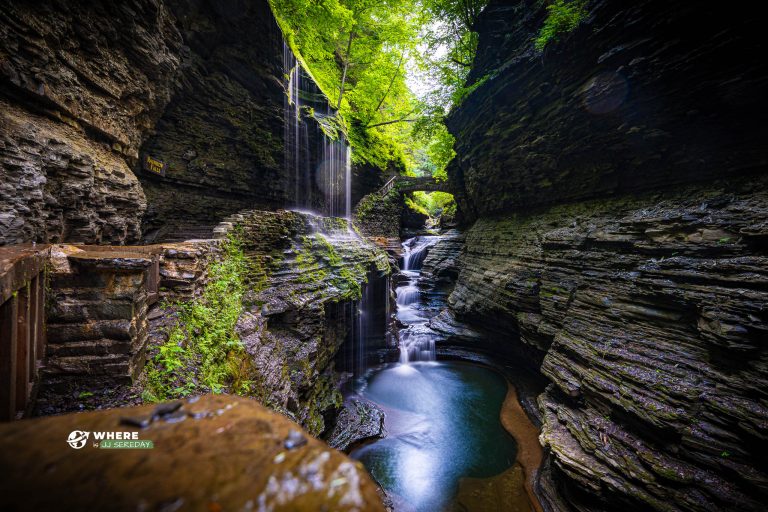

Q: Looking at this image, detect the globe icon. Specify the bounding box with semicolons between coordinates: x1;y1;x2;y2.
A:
67;430;89;449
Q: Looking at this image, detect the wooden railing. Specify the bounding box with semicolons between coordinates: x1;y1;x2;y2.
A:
147;254;161;305
378;176;398;196
0;245;48;421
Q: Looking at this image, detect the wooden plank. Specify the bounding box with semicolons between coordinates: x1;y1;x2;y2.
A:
0;248;46;304
36;271;46;364
15;283;30;415
0;295;19;421
28;276;38;380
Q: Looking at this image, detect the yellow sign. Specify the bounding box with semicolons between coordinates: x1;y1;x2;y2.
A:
143;155;166;176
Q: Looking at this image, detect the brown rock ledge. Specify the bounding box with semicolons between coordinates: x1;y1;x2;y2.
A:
0;394;385;512
456;380;545;512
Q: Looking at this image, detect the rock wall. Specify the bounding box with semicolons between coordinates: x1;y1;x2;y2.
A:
355;191;403;240
138;0;290;239
445;1;768;510
449;177;768;510
0;0;182;244
224;210;390;435
41;240;220;397
447;0;768;220
34;210;390;439
1;0;352;245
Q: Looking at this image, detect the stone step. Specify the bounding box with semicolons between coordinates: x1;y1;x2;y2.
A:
46;319;135;343
48;298;137;323
45;338;133;358
41;353;132;377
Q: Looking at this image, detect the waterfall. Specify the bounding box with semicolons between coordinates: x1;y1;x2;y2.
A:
283;42;351;218
402;236;439;271
339;268;386;380
396;236;441;363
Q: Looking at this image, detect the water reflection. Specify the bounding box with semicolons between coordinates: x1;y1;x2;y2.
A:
351;361;518;511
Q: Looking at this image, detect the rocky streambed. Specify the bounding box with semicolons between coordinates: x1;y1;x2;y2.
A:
335;233;546;512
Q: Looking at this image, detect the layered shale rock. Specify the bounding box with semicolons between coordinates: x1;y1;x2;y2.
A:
449;177;768;511
138;0;292;239
445;1;768;510
34;210;390;437
221;210;390;435
1;0;339;245
421;229;465;282
447;0;768;220
0;101;147;244
0;0;181;244
0;394;385;511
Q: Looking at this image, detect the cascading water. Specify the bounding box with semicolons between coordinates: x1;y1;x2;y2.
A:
283;43;352;218
396;236;441;363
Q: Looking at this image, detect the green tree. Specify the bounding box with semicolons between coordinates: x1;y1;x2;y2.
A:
271;0;421;170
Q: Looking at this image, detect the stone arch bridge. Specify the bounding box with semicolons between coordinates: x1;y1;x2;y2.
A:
378;176;451;196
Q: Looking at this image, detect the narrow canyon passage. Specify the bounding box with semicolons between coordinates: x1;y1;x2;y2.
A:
345;235;542;511
1;1;767;511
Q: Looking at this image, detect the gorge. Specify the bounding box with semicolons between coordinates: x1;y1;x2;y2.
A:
1;1;767;511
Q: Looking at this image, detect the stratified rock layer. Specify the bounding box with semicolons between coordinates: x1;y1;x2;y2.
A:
0;394;385;512
138;0;292;238
445;1;768;510
1;0;349;245
448;177;768;511
0;0;180;244
0;100;147;244
447;0;768;219
222;210;390;435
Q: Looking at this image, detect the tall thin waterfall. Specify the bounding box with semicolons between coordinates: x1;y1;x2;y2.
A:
396;236;440;363
283;42;352;218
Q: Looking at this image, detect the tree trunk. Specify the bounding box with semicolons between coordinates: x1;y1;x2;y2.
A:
337;31;355;110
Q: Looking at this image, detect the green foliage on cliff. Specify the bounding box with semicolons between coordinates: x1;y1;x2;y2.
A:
142;235;253;402
535;0;588;51
270;0;418;172
270;0;488;182
295;233;368;300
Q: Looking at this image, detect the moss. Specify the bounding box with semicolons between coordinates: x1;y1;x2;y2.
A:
355;192;382;221
304;372;343;435
143;234;254;402
293;233;375;301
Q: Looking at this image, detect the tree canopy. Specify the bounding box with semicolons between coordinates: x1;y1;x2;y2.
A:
270;0;489;212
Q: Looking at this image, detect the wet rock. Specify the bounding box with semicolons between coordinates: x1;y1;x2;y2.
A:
223;210;390;436
355;192;403;239
325;398;387;452
447;176;768;511
421;229;465;281
445;3;768;506
446;0;768;220
285;429;308;450
0;394;385;512
402;205;429;232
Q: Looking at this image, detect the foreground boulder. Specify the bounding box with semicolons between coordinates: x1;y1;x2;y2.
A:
0;394;384;512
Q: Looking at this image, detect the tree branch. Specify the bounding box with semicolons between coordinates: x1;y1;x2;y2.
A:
365;118;417;128
450;57;472;67
368;50;406;120
336;31;355;110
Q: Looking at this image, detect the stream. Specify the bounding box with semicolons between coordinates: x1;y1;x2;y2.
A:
349;235;538;512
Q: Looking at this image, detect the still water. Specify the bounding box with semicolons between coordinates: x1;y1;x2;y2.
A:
351;361;517;511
